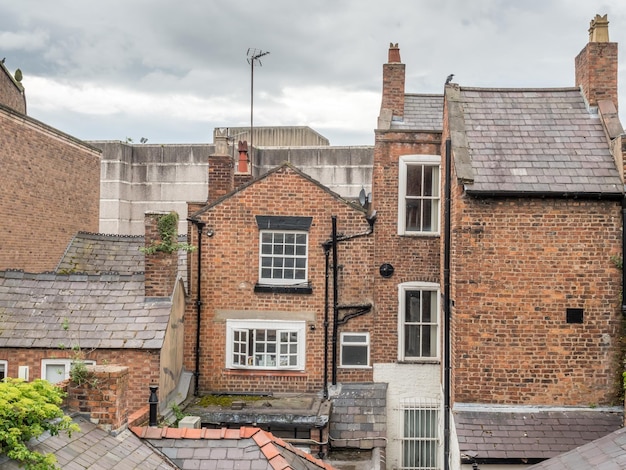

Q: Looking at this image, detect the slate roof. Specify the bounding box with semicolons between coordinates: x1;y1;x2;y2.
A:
449;87;623;196
0;271;171;350
56;232;145;274
526;426;626;470
454;404;623;462
132;425;338;470
391;93;443;131
0;415;176;469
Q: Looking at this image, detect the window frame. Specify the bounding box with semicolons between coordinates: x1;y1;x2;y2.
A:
339;332;371;368
226;320;306;371
398;154;441;236
0;360;7;380
398;282;440;362
399;400;442;470
41;359;96;384
258;229;309;286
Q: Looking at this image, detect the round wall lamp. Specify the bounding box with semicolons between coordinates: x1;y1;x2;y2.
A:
379;263;394;278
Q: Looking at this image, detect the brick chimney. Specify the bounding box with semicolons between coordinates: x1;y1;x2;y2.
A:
144;211;179;298
575;14;618;110
379;42;405;125
208;128;234;203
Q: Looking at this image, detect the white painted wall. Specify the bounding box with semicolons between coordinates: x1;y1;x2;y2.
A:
374;363;442;470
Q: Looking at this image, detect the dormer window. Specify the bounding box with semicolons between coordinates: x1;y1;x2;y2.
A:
398;155;440;235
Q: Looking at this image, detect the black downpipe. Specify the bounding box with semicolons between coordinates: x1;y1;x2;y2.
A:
331;216;339;385
622;198;626;315
444;138;452;470
188;218;205;396
323;244;331;399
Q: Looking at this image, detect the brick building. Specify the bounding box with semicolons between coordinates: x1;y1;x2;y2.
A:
446;14;626;469
0;60;101;272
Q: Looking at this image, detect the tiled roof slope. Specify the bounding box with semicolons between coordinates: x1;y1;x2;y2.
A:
133;425;338;470
453;87;623;195
0;271;171;349
0;415;175;469
454;406;623;461
56;232;145;274
392;94;443;131
526;426;626;470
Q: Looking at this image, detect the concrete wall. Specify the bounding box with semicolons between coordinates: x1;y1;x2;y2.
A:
254;146;373;199
226;126;330;147
94;141;212;235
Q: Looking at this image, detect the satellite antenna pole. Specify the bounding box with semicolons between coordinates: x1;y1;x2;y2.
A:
247;48;270;168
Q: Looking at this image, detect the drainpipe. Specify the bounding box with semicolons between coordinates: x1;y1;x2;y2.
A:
444;138;452;470
187;218;206;396
323;243;331;399
331;216;339;386
622;197;626;315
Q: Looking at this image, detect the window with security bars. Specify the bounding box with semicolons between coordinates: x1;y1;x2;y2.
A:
400;402;440;470
259;231;308;285
227;320;305;370
399;282;439;360
398;155;440;235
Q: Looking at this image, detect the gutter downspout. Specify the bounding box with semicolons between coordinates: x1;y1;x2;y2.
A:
323;243;331;400
444;138;452;470
331;216;339;386
187;218;206;396
622;197;626;315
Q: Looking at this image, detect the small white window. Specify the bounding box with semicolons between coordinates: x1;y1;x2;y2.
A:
398;155;440;235
398;282;440;361
0;360;7;380
226;320;305;371
340;332;370;368
41;359;95;384
259;230;309;285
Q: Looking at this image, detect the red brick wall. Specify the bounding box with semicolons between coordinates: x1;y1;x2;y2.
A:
450;195;622;405
381;51;405;119
0;112;100;272
208;155;234;203
144;212;178;297
0;67;26;114
371;130;442;364
0;348;160;413
575;41;618;109
185;166;375;394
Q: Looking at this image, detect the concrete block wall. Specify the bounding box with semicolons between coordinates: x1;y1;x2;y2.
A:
94;141;212;235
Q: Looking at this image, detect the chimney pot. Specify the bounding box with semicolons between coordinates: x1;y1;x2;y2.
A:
588;14;609;42
388;43;401;63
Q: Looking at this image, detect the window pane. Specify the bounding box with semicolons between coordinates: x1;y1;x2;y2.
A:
404;325;420;357
406;199;422;231
285;233;294;243
45;364;67;383
343;345;368;366
406;165;422;197
406;291;421;322
423;166;433;196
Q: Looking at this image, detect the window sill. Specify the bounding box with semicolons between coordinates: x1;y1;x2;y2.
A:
338;365;372;369
397;359;441;365
254;283;313;294
224;369;306;377
398;232;440;238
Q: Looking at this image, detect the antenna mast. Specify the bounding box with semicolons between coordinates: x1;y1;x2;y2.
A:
247;48;270;168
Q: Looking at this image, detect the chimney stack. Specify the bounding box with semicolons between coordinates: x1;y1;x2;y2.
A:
208;128;234;203
575;14;618;110
379;43;405;124
144;211;179;298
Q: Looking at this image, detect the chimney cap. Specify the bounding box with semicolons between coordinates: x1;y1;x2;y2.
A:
588;14;609;42
388;43;401;63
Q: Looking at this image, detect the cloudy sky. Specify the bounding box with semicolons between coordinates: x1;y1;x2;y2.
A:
2;1;625;146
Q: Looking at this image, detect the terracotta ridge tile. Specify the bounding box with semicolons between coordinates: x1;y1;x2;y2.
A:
268;454;291;470
253;429;272;447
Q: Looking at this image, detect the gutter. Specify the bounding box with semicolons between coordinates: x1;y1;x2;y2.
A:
187;218;206;396
444;138;452;470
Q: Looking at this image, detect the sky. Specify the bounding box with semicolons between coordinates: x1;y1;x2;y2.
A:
1;1;626;146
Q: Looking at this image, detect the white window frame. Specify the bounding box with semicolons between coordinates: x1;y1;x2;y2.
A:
41;359;96;384
398;282;440;361
340;332;370;368
258;230;309;285
398;155;441;235
399;399;442;470
0;360;7;380
226;320;306;371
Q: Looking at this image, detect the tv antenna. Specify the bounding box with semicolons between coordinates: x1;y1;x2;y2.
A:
247;48;270;167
